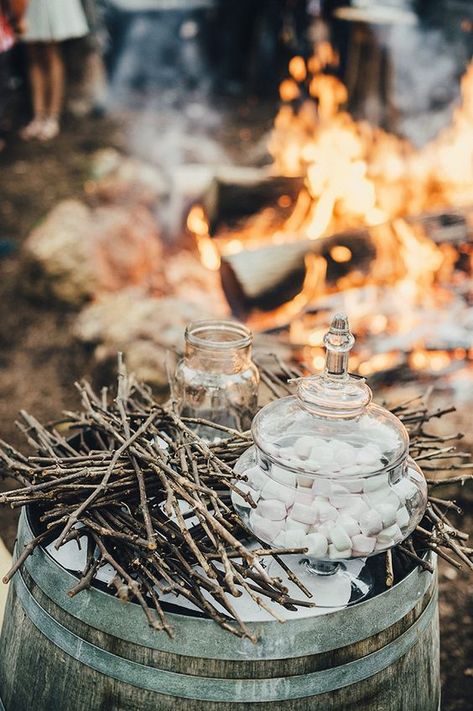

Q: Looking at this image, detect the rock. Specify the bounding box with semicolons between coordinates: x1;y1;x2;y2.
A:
74;290;219;386
23;199;164;305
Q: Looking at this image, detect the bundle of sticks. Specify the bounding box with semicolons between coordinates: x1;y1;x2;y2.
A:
0;355;472;640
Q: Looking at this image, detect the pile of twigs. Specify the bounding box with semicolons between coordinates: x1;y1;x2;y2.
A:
0;355;472;640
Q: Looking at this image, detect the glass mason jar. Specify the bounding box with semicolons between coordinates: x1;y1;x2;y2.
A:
231;313;428;605
174;320;259;440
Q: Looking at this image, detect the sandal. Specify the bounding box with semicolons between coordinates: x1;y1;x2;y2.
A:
38;117;60;141
20;117;45;140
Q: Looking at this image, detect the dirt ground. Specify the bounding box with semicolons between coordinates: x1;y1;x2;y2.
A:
0;112;472;709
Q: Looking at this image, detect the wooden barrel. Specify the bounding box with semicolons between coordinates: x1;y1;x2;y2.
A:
0;509;440;711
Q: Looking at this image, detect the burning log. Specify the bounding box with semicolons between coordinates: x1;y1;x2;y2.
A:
204;175;305;236
220;230;375;316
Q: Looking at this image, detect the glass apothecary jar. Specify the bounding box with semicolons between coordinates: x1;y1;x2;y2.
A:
231;314;428;604
174;320;259;439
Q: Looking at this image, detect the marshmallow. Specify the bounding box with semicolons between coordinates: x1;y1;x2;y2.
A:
297;474;315;488
262;478;296;507
377;524;402;545
286;518;310;533
305;533;328;557
284;530;308;549
329;543;352;559
334;442;355;466
342;496;370;519
294;436;314;460
363;472;389;493
316;501;338;522
359;510;383;536
316;521;335;542
272;531;287;547
294;489;314;505
364;489;400;510
330;524;352;551
356;444;382;466
329;493;354;509
270;465;296;488
396;506;410;529
249;512;284;542
312;478;332;498
393;478;418;503
257;499;287;521
246;465;267;490
309;444;333;465
278;446;294;460
337;514;360;537
232;483;260;509
291;502;318;525
351;533;376;555
374;502;398;527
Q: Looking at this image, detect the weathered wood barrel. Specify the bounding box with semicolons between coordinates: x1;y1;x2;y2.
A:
0;509;440;711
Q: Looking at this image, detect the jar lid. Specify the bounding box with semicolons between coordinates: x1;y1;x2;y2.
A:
251;314;409;478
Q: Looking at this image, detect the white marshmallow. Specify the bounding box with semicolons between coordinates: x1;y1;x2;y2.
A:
262;478;296;507
257;499;287;521
309;444;333;465
356;444;382;465
351;533;376;555
337;514;360;537
364;489;400;510
272;531;287;547
329;543;352;559
329;493;354;509
377;524;403;544
278;446;294;460
249;512;284;542
342;496;370;519
330;524;352;551
374;502;398;527
359;510;383;536
291;502;318;525
286;518;310;533
316;521;335;542
294;489;314;505
396;506;410;529
312;478;332;498
232;483;260;509
293;435;314;460
363;472;389;493
316;501;338;522
305;533;328;558
246;465;267;491
334;442;355;466
393;478;418;503
284;530;308;549
270;465;296;488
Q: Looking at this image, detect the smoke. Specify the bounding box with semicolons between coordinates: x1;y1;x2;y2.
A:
381;19;468;146
103;5;229;235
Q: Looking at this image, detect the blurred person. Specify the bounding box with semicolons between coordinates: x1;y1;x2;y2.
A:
21;0;89;141
0;0;27;150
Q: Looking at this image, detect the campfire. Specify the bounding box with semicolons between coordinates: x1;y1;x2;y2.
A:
187;42;473;392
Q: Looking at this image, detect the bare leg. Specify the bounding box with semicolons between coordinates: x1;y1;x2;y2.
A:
38;42;64;140
21;43;47;137
45;42;65;119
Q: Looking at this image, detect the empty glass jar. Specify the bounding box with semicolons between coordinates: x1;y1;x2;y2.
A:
231;313;428;603
174;320;259;440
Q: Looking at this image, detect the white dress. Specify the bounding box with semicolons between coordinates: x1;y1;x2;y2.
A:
24;0;89;42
